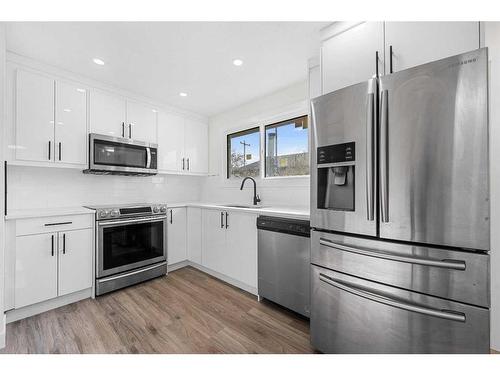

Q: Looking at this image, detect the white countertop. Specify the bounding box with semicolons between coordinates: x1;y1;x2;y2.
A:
167;202;310;220
4;203;309;221
5;206;95;220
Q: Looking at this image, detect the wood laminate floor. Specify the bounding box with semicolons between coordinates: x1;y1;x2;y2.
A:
0;266;314;354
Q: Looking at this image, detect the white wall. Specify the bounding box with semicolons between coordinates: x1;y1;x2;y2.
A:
485;21;500;352
201;80;310;208
6;166;203;210
0;23;6;349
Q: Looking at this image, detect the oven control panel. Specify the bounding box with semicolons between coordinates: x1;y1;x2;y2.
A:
95;204;167;220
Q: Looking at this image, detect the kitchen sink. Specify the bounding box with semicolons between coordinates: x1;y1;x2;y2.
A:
219;204;268;209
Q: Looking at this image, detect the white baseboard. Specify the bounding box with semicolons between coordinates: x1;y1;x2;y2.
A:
187;262;257;296
167;260;189;272
0;314;5;349
6;288;92;323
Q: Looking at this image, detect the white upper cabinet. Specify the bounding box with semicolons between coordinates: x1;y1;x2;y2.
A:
55;81;88;165
15;70;55;162
157;111;185;172
167;207;187;265
184;117;208;174
126;100;157;143
90;89;126;138
322;22;384;94
385;22;480;73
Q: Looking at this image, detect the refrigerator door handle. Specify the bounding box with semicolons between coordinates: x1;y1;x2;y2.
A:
380;89;389;222
366;91;375;221
319;238;466;271
318;273;466;323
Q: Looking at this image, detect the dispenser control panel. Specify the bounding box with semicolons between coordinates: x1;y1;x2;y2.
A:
317;142;355;164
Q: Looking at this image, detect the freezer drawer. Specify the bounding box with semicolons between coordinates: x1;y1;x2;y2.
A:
310;265;490;353
311;230;489;307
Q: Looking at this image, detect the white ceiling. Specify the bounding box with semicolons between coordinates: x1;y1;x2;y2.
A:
5;22;327;117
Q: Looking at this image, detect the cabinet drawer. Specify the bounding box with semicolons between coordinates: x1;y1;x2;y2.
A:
16;214;93;236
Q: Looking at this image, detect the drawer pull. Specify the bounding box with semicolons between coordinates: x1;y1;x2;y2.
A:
44;221;73;227
319;273;466;323
319;238;466;271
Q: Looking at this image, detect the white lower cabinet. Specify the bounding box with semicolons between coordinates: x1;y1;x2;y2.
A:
15;233;58;308
13;216;93;309
187;207;202;264
201;209;258;289
58;229;93;297
167;207;187;265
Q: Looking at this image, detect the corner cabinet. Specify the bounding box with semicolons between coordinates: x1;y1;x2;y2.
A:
201;209;258;289
321;21;481;94
157;111;209;175
15;70;88;165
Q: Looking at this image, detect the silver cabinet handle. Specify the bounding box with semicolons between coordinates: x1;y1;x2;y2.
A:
318;273;466;322
187;158;190;171
182;158;185;170
225;211;228;229
366;90;375;221
58;142;62;161
129;124;132;139
62;233;66;254
220;211;224;228
122;122;125;137
379;89;389;222
48;141;51;160
44;221;72;226
170;209;173;224
51;234;55;256
319;238;466;270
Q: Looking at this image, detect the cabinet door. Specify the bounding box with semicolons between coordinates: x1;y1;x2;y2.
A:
15;233;58;308
184;117;208;174
167;207;187;265
55;81;87;165
201;209;226;274
187;207;202;264
126;100;157;143
322;22;384;94
58;229;93;297
16;69;55;162
225;211;258;288
90;90;126;137
385;22;480;73
157;111;185;172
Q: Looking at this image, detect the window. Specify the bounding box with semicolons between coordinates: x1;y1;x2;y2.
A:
227;127;260;178
265;115;309;177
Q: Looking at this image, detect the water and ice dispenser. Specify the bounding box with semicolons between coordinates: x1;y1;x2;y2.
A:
317;142;355;211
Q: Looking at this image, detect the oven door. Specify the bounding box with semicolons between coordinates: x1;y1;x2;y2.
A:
90;134;157;174
97;215;167;278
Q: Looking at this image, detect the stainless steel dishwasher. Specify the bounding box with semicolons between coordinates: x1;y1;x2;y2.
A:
257;215;311;317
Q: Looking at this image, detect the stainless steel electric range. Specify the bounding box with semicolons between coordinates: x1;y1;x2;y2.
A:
85;203;168;296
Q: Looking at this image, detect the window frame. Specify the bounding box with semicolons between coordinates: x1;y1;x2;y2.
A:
263;115;309;179
226;126;261;179
224;109;310;181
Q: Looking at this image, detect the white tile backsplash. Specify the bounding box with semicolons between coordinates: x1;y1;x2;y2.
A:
6;165;203;210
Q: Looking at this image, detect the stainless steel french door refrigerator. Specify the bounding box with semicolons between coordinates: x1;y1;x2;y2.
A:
310;48;490;353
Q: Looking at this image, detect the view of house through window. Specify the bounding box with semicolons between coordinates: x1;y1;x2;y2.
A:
265;115;309;177
227;127;260;178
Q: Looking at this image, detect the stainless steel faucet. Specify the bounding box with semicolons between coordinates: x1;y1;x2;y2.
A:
240;177;261;206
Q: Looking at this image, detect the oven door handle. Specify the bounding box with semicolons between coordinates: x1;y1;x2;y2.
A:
98;215;168;226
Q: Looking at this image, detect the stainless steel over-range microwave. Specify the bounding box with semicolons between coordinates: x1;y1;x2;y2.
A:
84;133;158;176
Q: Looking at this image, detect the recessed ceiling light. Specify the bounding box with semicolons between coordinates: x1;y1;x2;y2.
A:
152;109;158;113
179;92;188;97
76;88;86;93
233;59;243;66
93;58;105;66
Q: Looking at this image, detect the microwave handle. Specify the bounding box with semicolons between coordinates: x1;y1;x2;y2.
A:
146;148;151;168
